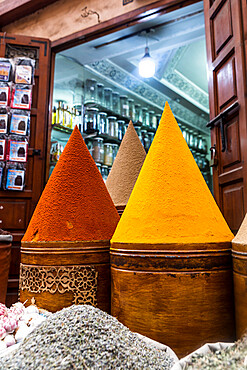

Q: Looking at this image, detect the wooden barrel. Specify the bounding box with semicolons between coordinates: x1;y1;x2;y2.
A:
111;242;235;358
232;242;247;338
20;240;111;313
0;239;12;304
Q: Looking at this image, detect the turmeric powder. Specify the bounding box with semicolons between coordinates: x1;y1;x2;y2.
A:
111;102;233;244
23;126;120;242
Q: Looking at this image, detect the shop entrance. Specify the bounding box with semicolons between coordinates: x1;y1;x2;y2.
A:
50;1;212;190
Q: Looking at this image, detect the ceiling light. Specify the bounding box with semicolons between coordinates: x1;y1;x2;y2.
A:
139;46;156;78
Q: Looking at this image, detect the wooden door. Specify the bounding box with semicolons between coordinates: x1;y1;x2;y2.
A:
204;0;247;233
0;33;51;305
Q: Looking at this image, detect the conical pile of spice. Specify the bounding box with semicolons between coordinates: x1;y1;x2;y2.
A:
20;126;119;313
23;125;119;242
232;213;247;338
110;102;234;358
106;120;146;213
112;103;232;244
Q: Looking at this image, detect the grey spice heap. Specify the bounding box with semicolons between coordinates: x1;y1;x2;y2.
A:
0;304;175;369
185;333;247;370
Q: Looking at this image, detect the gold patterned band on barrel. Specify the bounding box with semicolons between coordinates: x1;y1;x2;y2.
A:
19;263;98;306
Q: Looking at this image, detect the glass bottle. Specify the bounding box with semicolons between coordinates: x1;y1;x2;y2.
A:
96;83;104;105
120;95;129;117
112;92;120;114
104;88;113;110
134;104;142;124
85;79;97;104
92;137;104;163
98;112;108;135
84;107;99;133
104;143;113;166
117;120;125;141
128;98;135;120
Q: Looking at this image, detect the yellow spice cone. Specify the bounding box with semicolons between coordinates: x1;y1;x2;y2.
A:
112;102;233;244
106;121;146;207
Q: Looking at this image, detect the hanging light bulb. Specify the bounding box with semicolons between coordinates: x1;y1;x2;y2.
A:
139;46;156;78
139;30;155;78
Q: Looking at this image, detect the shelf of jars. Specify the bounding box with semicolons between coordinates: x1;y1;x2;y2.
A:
50;77;211;185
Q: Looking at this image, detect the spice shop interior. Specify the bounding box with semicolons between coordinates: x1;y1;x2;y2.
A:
50;1;211;189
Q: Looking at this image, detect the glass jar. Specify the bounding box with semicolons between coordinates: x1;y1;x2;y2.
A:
134;104;142;124
84;107;99;133
98;112;108;134
95;162;102;173
142;107;149;127
86;139;93;157
112;92;120;114
193;133;199;150
155;114;161;129
117;120;125;141
202;137;208;153
128;99;135;120
108;116;118;138
141;129;150;152
96;83;104;105
104;88;112;110
120;95;129;117
188;130;194;148
198;135;203;152
101;165;109;182
85;79;97;104
149;110;156;129
112;144;119;162
134;125;142;142
181;125;189;144
92;137;104;163
104;143;113;166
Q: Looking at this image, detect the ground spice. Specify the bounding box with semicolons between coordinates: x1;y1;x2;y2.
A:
22;126;119;242
111;102;233;244
232;213;247;245
106;121;146;207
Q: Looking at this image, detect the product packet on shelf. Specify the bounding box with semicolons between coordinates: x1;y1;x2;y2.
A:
3;162;26;191
0;108;9;134
0;59;13;82
6;135;28;162
0;135;7;161
9;110;30;137
10;85;32;110
0;162;5;189
14;57;35;85
0;83;10;107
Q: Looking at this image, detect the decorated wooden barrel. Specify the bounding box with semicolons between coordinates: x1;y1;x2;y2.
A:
232;214;247;338
111;102;235;358
106;121;146;217
20;126;119;313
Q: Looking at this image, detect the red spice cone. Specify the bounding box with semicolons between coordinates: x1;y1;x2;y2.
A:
23;126;120;242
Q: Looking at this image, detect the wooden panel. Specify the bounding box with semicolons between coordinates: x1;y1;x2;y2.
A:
212;0;233;56
0;199;29;229
216;55;237;109
222;182;244;233
221;117;241;168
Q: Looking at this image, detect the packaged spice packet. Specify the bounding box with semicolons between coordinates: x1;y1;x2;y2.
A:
14;57;35;85
3;162;26;191
9;110;30;136
0;59;13;82
10;84;32;110
0;108;9;134
0;82;10;107
0;161;5;188
6;135;28;162
0;134;7;160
